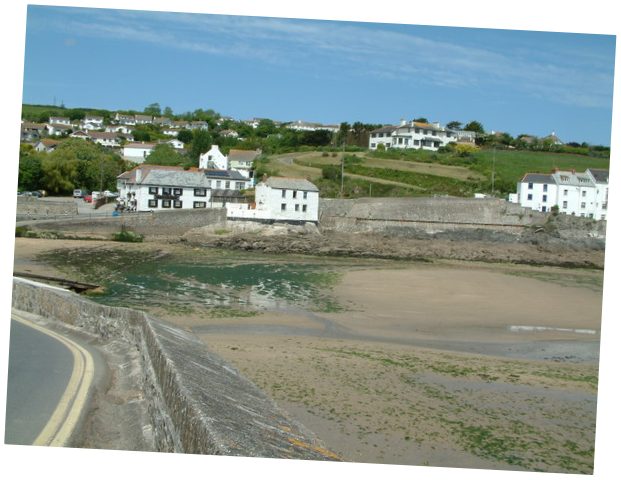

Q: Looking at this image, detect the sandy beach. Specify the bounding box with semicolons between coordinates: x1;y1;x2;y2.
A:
12;237;602;473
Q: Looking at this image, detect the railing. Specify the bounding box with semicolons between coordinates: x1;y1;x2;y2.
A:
16;211;154;222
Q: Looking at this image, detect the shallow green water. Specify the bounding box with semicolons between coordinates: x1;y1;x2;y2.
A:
102;259;345;314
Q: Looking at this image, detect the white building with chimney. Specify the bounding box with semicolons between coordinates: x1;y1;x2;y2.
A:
227;176;319;224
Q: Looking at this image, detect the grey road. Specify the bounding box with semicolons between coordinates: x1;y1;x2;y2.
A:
4;314;96;446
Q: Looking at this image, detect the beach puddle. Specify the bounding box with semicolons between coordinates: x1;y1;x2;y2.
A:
45;247;350;317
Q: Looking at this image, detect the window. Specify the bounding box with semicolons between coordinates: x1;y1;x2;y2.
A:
542;195;547;203
225;181;230;189
303;191;308;199
173;188;182;196
527;194;533;201
563;201;568;208
162;187;172;195
543;184;548;192
282;190;287;198
582;191;586;197
281;203;287;211
149;187;158;195
148;199;158;208
581;202;586;209
528;183;533;190
193;202;207;209
162;199;171;208
302;205;308;213
194;188;207;197
293;191;297;199
216;181;221;188
173;200;183;209
295;204;300;212
564;189;568;196
236;182;244;190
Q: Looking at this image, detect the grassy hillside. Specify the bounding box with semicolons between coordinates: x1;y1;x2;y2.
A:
258;148;611;199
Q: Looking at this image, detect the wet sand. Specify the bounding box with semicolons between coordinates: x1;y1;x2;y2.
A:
12;238;602;473
194;261;601;472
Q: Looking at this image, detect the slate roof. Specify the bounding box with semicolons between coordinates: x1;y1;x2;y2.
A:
520;173;554;184
587;169;610;183
263;176;319;192
119;165;210;188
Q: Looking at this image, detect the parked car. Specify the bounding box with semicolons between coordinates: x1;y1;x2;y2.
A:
73;189;88;198
83;194;93;203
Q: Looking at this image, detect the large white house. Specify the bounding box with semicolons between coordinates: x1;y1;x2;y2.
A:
117;165;252;211
369;119;459;151
228;176;319;224
510;168;609;220
117;165;213;211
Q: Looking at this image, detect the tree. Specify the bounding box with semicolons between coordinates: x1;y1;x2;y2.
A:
146;143;187;166
446;121;462;131
412;117;429;124
18;150;44;191
255;119;277;138
144;103;162;116
464;121;485;134
177;129;193;145
189;129;213;161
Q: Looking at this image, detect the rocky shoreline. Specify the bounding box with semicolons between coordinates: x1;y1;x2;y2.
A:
181;226;605;270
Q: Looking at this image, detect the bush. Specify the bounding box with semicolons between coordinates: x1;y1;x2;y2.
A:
112;226;143;243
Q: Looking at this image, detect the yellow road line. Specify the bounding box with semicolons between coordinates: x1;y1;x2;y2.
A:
11;314;95;447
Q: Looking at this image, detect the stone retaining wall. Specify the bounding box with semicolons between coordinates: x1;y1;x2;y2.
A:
18;208;228;238
11;277;341;460
320;197;548;233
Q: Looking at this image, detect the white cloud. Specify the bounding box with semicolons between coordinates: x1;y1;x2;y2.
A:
32;6;615;109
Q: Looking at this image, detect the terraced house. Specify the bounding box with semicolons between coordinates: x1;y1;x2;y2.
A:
510;168;610;220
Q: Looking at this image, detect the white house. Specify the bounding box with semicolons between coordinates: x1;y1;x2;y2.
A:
49;116;71;125
199;145;259;179
46;123;73;136
122;142;157;162
84;115;104;127
117;165;214;211
286;120;323;132
162;127;181;137
228;149;260;178
369;119;459;151
228;176;319;224
33;139;59;152
135;115;153;125
511;168;609;220
200;145;228;170
512;173;558;213
114;113;135;125
203;169;253;192
88;131;123;148
105;124;133;135
158;138;186;150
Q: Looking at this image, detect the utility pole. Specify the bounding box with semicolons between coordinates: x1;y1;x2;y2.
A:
340;141;345;198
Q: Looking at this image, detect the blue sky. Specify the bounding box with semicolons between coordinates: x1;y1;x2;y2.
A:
19;3;616;146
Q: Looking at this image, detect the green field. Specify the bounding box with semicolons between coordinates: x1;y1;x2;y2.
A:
263;148;610;199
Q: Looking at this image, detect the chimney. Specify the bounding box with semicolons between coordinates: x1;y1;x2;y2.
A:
135;168;142;183
400;119;407;126
551;166;559;173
